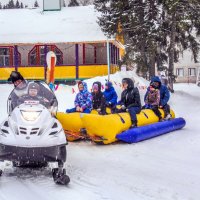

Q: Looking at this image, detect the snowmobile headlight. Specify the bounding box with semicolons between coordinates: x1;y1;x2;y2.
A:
21;110;41;121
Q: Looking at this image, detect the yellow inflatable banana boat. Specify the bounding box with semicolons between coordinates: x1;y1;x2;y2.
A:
57;109;175;144
56;112;85;141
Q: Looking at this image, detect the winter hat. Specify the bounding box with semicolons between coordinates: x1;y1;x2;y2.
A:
28;82;40;91
78;81;83;87
92;83;98;90
8;71;24;83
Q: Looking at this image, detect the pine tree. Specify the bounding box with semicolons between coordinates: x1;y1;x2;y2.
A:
34;0;39;8
15;0;20;8
20;2;24;8
68;0;79;7
63;0;66;7
79;0;91;5
94;0;200;87
7;0;15;8
0;3;2;9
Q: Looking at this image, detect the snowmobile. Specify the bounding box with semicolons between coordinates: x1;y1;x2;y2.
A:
0;81;70;185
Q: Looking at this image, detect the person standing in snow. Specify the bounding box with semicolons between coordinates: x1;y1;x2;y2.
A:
66;81;92;114
144;76;171;120
91;81;107;115
144;83;162;121
115;78;141;128
103;81;118;111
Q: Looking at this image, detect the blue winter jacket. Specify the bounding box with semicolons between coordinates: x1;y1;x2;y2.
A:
74;82;93;111
103;81;118;106
144;76;170;106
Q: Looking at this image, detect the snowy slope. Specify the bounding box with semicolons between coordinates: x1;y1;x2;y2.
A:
0;71;200;200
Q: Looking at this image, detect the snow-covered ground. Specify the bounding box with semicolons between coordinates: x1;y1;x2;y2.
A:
0;71;200;200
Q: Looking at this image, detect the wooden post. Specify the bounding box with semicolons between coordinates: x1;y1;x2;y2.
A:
107;40;110;80
94;45;97;64
14;45;18;71
83;43;85;65
49;56;55;83
75;44;79;79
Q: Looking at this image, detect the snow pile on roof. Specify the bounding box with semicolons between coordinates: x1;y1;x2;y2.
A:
0;5;109;44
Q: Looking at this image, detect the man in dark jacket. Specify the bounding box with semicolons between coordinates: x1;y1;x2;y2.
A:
92;81;106;115
103;81;118;109
117;78;141;127
144;76;171;119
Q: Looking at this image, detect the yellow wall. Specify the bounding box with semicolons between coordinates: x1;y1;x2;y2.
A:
54;66;76;79
79;65;108;78
0;67;15;80
18;67;45;79
0;65;119;81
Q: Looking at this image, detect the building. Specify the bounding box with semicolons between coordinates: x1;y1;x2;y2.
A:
174;47;200;84
0;5;124;82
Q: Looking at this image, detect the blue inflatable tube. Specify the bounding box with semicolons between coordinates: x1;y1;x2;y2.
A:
116;118;186;143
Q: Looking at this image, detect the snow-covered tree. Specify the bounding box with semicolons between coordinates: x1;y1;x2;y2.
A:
94;0;200;88
34;0;39;8
63;0;66;7
68;0;79;7
79;0;92;6
7;0;15;8
20;2;24;8
0;3;2;9
15;0;20;8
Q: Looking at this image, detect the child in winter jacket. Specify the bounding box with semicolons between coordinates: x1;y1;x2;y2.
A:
144;83;162;121
66;81;92;114
92;81;107;115
116;78;141;128
103;81;118;109
144;76;171;120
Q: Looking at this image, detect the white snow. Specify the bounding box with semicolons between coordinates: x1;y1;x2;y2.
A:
0;71;200;200
0;5;109;44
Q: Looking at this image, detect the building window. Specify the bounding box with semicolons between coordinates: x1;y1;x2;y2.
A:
176;68;184;77
0;47;21;67
29;45;63;66
188;68;196;76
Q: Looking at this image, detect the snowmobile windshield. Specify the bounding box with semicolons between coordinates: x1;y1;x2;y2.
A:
7;81;58;115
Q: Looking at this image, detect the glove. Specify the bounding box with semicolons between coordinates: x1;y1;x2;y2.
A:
97;108;101;112
121;105;126;110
